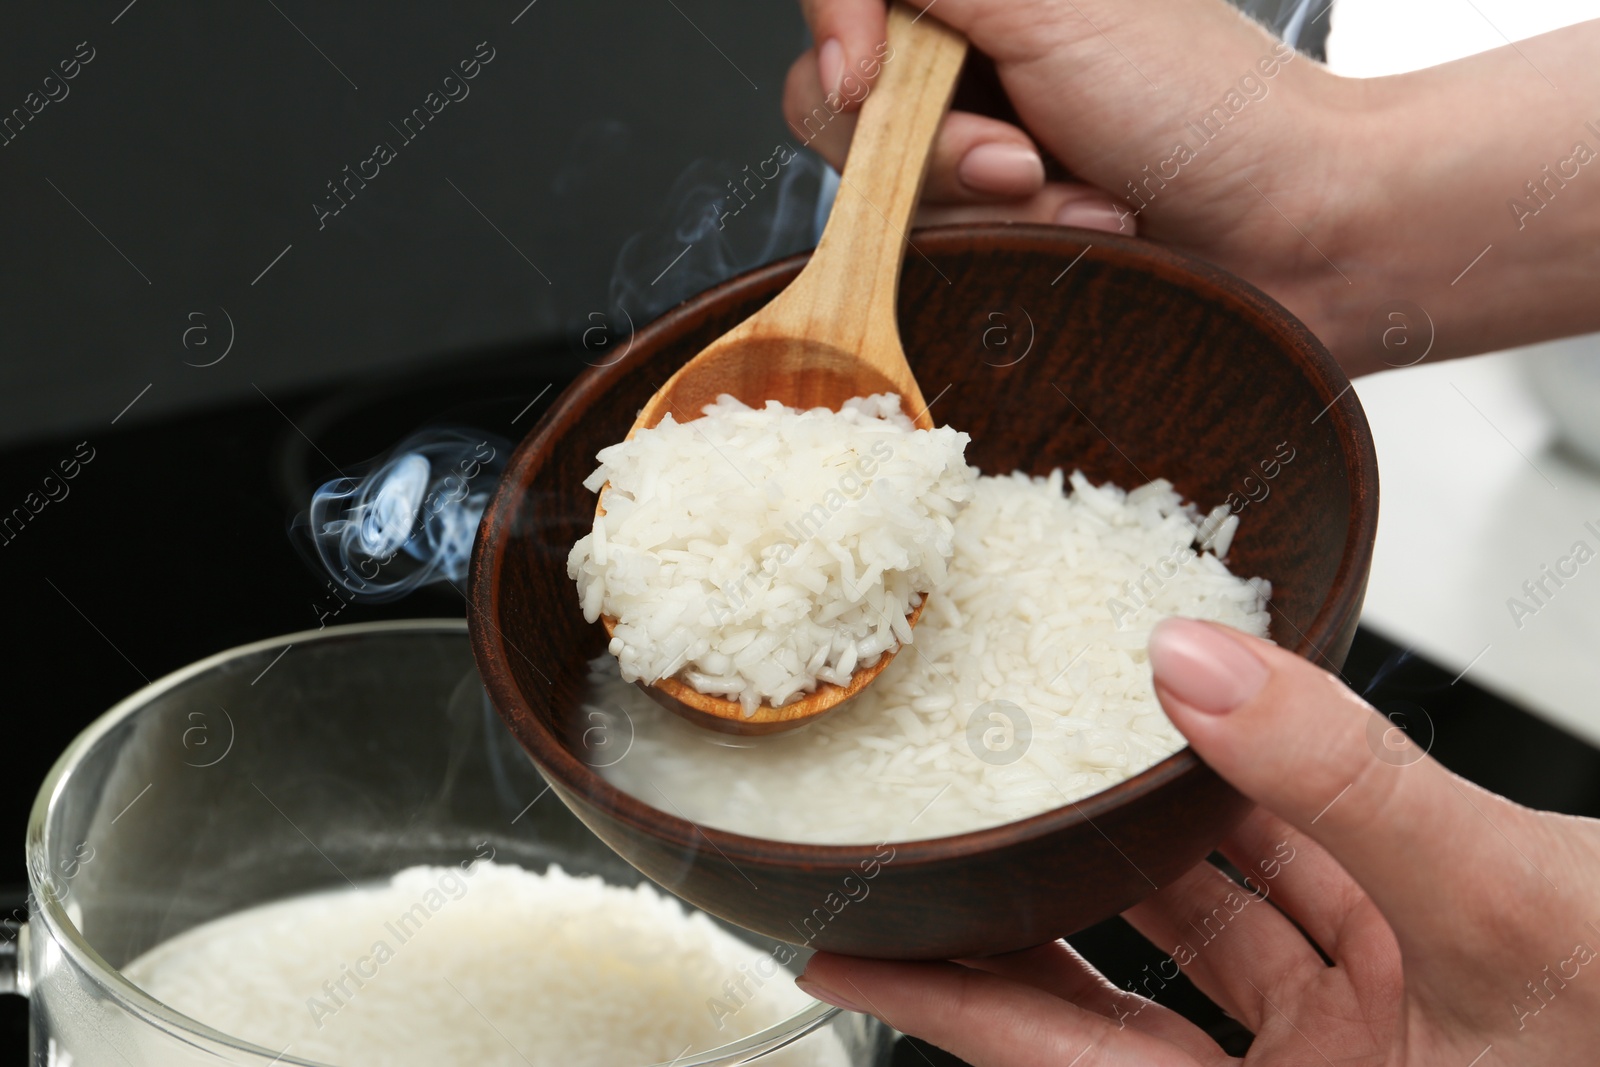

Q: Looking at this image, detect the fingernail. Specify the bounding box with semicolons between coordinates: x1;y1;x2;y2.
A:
1148;618;1269;715
1054;199;1132;234
957;142;1045;197
795;975;868;1014
818;38;844;96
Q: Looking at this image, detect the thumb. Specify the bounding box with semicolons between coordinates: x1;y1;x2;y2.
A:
1146;617;1543;948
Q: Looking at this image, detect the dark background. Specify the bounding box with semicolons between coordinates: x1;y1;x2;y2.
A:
7;1;1593;1064
0;0;814;446
0;0;1327;450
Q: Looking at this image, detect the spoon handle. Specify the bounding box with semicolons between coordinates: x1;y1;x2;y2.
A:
764;4;967;390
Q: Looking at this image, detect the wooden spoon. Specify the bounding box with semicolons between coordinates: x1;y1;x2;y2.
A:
602;2;967;734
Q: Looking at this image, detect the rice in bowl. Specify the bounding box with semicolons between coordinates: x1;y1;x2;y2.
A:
587;465;1270;844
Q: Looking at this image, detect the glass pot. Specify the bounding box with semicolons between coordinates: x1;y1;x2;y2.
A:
10;620;888;1066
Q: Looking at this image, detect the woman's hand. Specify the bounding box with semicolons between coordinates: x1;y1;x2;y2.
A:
785;0;1600;373
797;617;1600;1066
787;0;1357;349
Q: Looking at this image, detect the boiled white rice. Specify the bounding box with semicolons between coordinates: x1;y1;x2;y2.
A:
569;394;974;716
124;861;847;1067
594;469;1271;844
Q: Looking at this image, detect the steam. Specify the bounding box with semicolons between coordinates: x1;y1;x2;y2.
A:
304;429;509;602
1359;645;1418;698
607;149;829;325
296;143;833;603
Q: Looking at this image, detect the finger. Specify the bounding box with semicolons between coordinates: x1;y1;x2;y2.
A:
1122;860;1325;1030
924;111;1045;202
782;49;859;169
960;942;1227;1064
892;0;1113;68
916;181;1137;235
784;51;1047;204
1219;807;1395;967
1147;617;1557;957
798;0;890;109
798;954;1203;1067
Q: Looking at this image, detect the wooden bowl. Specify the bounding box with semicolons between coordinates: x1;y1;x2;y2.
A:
469;225;1378;960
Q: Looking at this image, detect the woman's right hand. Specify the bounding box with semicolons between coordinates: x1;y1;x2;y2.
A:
786;0;1357;339
784;0;1600;373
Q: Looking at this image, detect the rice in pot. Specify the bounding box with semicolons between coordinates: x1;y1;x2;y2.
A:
125;861;848;1066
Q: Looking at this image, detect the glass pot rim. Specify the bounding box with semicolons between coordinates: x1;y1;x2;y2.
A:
25;618;840;1067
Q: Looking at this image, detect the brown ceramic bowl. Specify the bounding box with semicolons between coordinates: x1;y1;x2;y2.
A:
469;225;1378;960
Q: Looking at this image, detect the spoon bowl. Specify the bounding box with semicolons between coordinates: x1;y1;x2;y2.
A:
633;337;932;434
601;600;927;735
